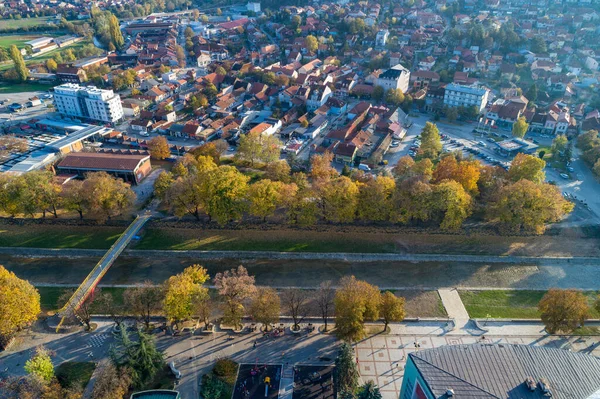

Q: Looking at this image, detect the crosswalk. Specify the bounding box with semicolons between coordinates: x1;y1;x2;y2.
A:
87;333;109;348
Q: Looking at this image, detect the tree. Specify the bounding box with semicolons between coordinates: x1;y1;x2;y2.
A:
356;176;395;221
539;289;589;333
433;155;481;194
189;141;224;165
265;160;291;182
25;346;54;383
335;342;360;395
370;85;384;102
9;44;28;82
379;292;405;330
108;14;124;49
247;179;283;221
305;35;318;54
530;36;546;54
512;116;529;138
385;88;404;106
203;166;250;224
445;106;458;122
419;122;442;159
291;15;301;29
508;153;546;184
148;136;171;160
214;266;257;329
491;180;573;234
91;363;132;399
184;26;194;38
431;180;472;230
214;66;226;76
358;381;382;399
123;282;164;331
100;292;126;328
236;131;281;166
175;45;186;67
320;176;359;223
0;265;40;348
83;172;136;220
163;265;209;328
551;135;568;160
282;289;308;331
526;83;538;102
58;288;98;330
45;59;57;72
335;276;381;341
310;152;338;183
192;9;200;21
111;328;164;388
317;281;335;332
249;287;280;331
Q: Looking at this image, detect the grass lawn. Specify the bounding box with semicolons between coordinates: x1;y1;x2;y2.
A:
0;38;98;71
55;361;96;390
0;82;53;94
460;290;600;319
0;34;46;48
37;286;126;312
0;225;124;249
0;16;57;31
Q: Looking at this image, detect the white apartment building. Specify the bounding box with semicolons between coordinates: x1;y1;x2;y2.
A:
247;2;261;12
443;83;490;113
53;84;124;124
376;64;410;93
375;29;389;47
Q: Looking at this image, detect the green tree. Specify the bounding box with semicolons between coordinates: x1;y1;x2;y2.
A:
445;106;458;122
385;88;404;106
108;14;124;49
512;116;529;138
372;85;384;102
236;131;281;166
335;342;360;395
25;346;54;383
539;289;589;334
0;265;40;348
530;36;547;54
358;381;382;399
111;328;164;388
551;135;568;160
526;83;538;102
9;44;28;82
420;122;442;159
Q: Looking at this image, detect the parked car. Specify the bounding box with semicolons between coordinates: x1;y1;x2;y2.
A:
477;141;487;147
560;173;569;179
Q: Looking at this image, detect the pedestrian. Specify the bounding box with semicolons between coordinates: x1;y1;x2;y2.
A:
253;341;257;349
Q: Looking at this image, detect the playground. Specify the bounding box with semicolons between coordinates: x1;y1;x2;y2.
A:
292;365;336;399
233;364;282;399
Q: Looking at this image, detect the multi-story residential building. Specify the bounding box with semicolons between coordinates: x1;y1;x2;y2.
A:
246;2;261;12
53;84;124;124
376;64;410;93
443;83;489;112
375;29;389;47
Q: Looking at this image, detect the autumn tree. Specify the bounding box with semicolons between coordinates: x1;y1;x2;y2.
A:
433;155;481;194
539;289;589;333
83;172;136;220
214;266;257;329
247;179;284;221
0;265;40;348
356;175;395;221
249;287;280;331
319;176;359;223
60;180;89;220
431;180;472;230
108;14;124;49
282;289;309;331
310;152;338;183
123;282;164;331
163;174;205;220
315;280;335;332
265;160;291;182
335;276;381;341
508;153;546;184
9;44;28;82
305;35;318;53
287;186;320;226
379;291;405;330
236;131;281;166
25;346;54;383
419;122;442;159
91;363;132;399
512;116;529;138
203;166;250;224
189;141;226;164
335;342;360;395
175;45;186;67
491;179;573;234
163;265;209;329
390;180;434;224
148;136;171;160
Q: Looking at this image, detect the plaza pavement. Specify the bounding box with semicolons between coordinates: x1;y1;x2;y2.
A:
2;318;600;399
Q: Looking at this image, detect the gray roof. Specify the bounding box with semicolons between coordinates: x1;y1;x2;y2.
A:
410;344;600;399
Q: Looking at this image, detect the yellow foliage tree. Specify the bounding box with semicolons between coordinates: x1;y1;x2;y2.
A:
163;265;209;328
0;265;40;347
334;276;381;341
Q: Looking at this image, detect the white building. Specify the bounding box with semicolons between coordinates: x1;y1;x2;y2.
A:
375;29;389;47
247;2;261;12
376;64;410;93
443;83;490;113
53;83;124;124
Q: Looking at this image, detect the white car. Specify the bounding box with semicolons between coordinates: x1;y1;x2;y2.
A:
560;173;569;179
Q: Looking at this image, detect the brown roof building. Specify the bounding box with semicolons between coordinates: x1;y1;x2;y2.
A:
57;152;152;184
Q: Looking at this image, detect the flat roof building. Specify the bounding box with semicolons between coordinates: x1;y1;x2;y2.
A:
443;83;490;113
53;83;124;124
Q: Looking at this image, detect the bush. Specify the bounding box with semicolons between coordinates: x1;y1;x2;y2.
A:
201;373;233;399
213;358;238;377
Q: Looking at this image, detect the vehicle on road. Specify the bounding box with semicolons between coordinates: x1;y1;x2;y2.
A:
390;142;400;148
478;141;487;147
358;163;371;171
560;173;569;179
567;167;575;172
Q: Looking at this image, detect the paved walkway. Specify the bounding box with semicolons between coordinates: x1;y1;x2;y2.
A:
438;288;469;327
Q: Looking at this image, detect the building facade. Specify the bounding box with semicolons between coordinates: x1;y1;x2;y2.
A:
443;83;489;112
376;64;410;93
53;84;124;124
